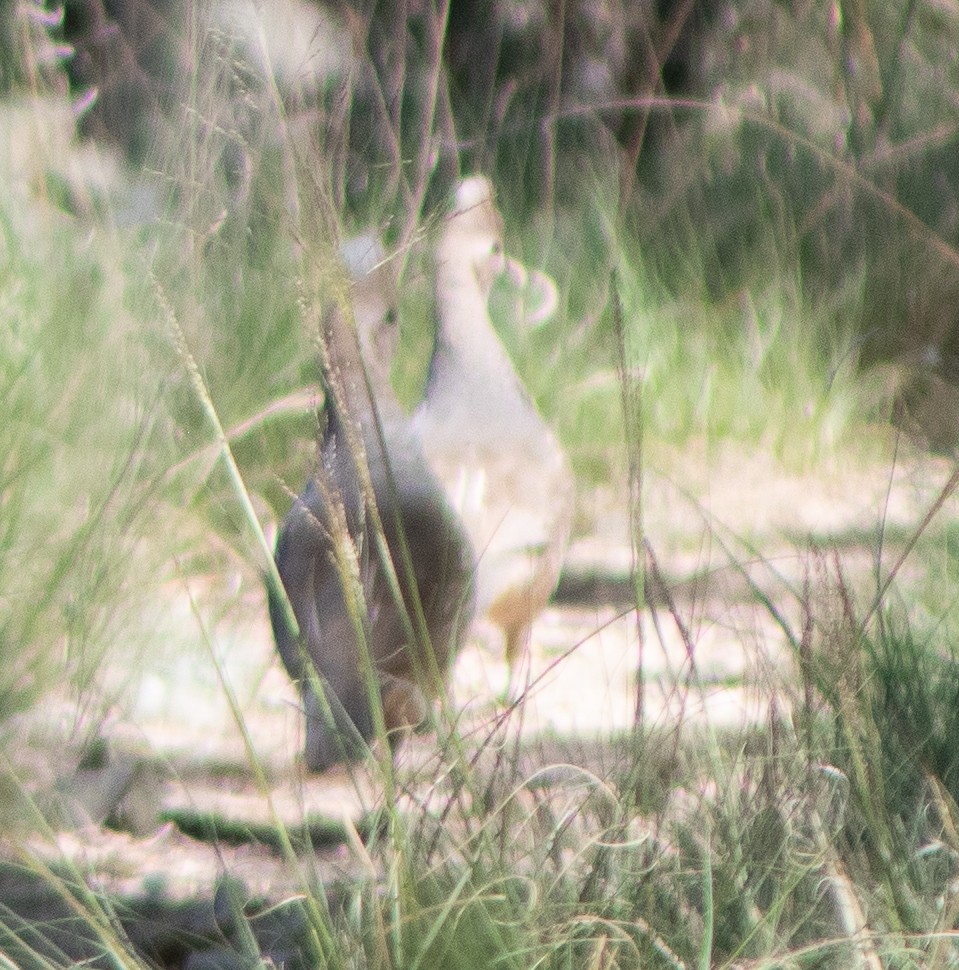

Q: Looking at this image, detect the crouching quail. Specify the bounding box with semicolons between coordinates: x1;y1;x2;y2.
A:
269;238;476;771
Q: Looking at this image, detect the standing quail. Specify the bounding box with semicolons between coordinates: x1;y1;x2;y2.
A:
269;238;476;771
412;177;575;678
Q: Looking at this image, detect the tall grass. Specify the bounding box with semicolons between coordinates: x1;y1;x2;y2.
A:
7;1;959;968
0;97;163;733
526;199;870;474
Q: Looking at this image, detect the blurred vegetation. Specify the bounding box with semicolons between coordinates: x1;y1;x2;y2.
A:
0;0;956;755
0;0;955;724
49;0;959;443
7;3;959;967
0;98;162;734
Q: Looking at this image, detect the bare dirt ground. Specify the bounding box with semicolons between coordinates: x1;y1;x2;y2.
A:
8;436;959;911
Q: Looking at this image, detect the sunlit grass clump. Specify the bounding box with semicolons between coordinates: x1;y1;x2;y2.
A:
478;193;874;483
0;98;161;732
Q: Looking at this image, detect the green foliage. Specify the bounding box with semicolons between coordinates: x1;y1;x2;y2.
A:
481;186;871;479
0;101;161;728
10;3;959;969
633;0;959;372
